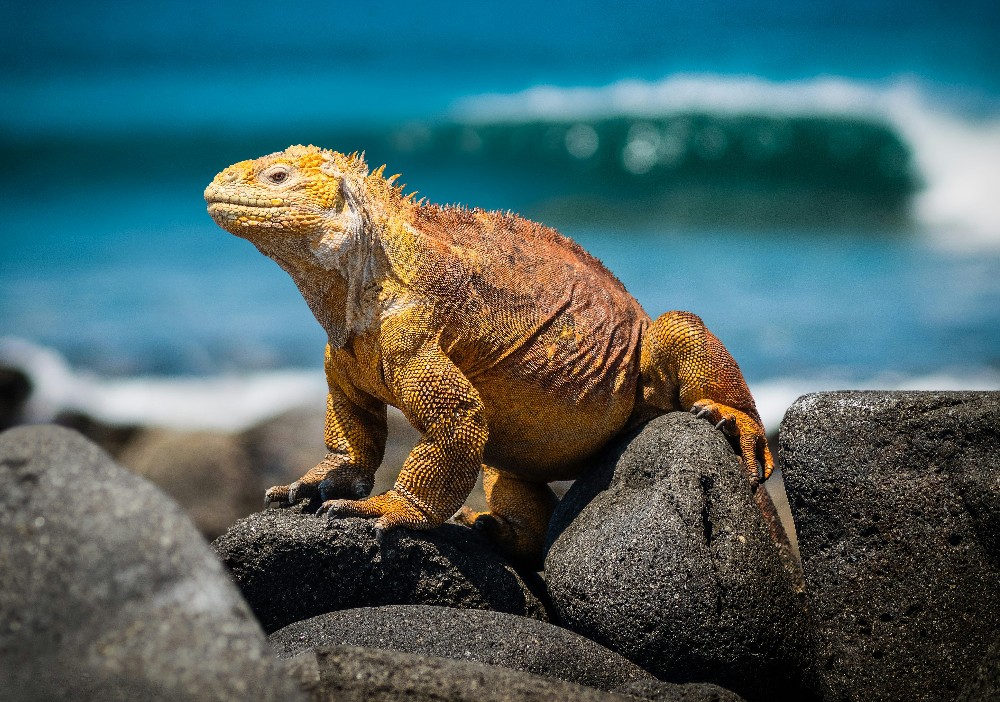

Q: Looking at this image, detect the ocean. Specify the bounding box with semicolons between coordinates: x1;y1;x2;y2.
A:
1;0;999;432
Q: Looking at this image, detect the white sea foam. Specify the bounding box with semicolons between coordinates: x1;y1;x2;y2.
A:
453;74;1000;249
0;337;325;432
751;370;1000;432
4;337;997;436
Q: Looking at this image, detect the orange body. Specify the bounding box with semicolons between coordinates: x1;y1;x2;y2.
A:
205;145;771;566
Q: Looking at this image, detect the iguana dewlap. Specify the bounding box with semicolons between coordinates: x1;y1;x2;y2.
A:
205;144;772;567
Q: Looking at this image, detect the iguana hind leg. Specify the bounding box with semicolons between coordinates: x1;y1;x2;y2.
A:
453;466;557;570
639;310;773;484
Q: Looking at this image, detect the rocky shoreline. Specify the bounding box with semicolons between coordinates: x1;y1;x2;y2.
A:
1;390;997;700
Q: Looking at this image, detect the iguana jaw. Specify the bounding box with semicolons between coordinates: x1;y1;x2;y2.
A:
204;188;293;230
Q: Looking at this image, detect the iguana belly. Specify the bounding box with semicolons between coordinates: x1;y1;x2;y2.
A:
475;368;639;480
466;310;644;479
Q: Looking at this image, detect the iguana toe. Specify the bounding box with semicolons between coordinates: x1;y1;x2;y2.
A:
689;400;773;485
318;490;436;530
264;480;323;508
316;498;348;516
264;484;291;508
288;480;320;504
318;476;374;502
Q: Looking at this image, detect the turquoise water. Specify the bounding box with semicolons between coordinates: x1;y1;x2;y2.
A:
1;0;998;417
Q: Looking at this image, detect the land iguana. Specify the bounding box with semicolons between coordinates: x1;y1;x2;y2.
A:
205;144;773;567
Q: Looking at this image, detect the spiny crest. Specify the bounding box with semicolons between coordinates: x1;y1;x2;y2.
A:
309;147;369;179
361;162;417;204
279;144;421;206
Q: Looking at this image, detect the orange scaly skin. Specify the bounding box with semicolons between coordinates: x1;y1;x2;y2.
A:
205;144;773;568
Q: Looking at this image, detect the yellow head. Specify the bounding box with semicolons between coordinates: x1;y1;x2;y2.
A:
204;144;372;267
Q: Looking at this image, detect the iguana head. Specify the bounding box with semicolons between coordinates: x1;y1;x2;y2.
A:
204;144;374;268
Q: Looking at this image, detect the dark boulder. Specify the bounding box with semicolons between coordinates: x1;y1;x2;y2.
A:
283;645;638;702
958;635;1000;702
781;391;1000;702
0;424;302;702
212;507;549;633
545;412;817;702
615;678;747;701
0;365;32;430
270;604;652;691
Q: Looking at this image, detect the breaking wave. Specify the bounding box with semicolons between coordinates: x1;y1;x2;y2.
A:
443;75;1000;244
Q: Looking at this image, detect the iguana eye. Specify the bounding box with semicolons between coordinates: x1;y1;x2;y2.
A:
261;165;293;186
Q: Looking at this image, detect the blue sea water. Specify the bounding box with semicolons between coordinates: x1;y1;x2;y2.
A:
1;0;999;428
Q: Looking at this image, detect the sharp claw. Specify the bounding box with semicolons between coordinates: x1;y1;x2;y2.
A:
715;418;730;430
318;499;348;517
695;408;711;419
263;487;288;509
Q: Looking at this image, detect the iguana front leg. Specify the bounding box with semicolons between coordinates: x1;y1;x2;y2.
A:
319;340;487;531
264;349;387;507
639;310;773;484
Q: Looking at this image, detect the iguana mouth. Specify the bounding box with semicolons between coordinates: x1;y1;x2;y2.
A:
206;195;286;208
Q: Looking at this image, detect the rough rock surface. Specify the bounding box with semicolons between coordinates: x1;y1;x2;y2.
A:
283;645;637;702
781;391;1000;702
958;636;1000;702
545;412;817;702
270;604;652;691
615;678;747;701
0;425;302;702
213;507;549;633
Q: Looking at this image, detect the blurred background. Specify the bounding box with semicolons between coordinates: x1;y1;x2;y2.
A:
2;0;999;437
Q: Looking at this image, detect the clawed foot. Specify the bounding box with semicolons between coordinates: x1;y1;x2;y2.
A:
316;488;438;531
451;506;505;539
263;480;318;508
689;400;774;485
450;506;545;571
264;473;374;509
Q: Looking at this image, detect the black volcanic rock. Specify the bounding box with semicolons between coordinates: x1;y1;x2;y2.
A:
615;678;748;701
283;645;639;702
781;391;1000;702
544;412;817;702
0;365;31;430
0;425;302;702
212;506;549;633
270;604;652;691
